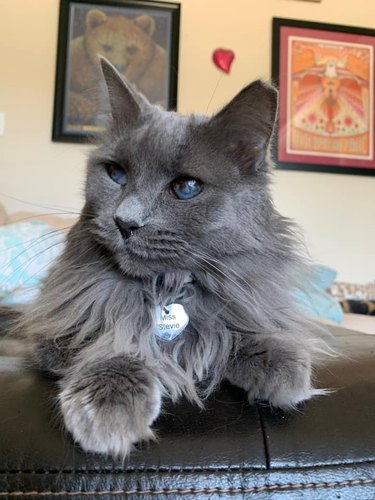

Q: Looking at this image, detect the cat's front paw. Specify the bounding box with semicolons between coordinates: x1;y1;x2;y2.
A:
226;336;323;409
59;357;162;457
245;352;316;408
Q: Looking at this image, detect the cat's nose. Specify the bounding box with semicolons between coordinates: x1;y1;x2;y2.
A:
114;216;141;240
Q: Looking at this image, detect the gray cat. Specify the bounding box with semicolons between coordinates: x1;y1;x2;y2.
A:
3;58;326;457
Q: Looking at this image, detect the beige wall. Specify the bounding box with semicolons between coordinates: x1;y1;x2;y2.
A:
0;0;374;282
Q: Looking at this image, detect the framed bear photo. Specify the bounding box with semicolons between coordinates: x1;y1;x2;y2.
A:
52;0;180;142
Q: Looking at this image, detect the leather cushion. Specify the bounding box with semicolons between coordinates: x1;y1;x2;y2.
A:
0;326;374;498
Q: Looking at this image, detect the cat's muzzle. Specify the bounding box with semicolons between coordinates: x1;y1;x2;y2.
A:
114;216;142;240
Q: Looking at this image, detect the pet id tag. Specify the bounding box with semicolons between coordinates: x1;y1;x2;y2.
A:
155;303;189;341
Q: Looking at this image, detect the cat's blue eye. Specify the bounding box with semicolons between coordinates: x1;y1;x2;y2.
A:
106;164;127;186
171;177;203;200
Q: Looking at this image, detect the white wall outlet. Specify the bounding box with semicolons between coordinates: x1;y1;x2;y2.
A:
0;112;5;136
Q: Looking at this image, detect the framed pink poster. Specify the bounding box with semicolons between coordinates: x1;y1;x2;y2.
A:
272;18;375;175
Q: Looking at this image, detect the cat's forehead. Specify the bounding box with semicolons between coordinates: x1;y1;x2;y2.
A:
149;107;196;135
139;108;204;152
113;108;206;165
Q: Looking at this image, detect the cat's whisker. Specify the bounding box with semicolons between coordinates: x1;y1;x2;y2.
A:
0;231;108;296
181;249;277;333
0;226;112;299
191;247;254;287
2;213;77;226
182;246;256;303
0;194;99;221
0;230;67;290
184;257;229;303
0;192;83;216
0;226;71;256
191;246;267;302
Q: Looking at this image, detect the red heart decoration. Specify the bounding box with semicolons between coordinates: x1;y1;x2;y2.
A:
212;48;235;74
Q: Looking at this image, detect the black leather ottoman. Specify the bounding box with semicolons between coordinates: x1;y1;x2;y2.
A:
0;326;374;499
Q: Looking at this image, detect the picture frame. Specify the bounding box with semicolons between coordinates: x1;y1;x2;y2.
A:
52;0;180;143
272;18;375;175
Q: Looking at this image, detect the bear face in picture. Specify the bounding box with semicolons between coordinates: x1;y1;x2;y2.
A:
83;10;163;86
67;9;167;126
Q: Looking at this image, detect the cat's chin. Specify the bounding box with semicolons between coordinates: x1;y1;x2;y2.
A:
108;237;189;278
114;253;181;279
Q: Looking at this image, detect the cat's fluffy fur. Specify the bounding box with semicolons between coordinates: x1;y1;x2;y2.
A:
4;59;325;457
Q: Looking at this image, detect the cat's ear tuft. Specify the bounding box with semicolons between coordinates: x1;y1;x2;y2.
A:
209;80;278;170
99;57;149;127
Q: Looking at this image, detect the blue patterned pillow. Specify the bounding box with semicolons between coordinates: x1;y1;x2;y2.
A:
295;265;344;324
0;221;65;305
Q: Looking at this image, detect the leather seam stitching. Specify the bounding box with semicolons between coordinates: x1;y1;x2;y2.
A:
0;478;374;496
1;460;375;474
1;467;266;474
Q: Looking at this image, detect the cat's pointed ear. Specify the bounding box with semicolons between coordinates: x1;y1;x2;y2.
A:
99;57;149;126
209;80;278;169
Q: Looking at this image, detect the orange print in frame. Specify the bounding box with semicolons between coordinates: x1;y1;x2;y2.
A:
272;18;375;175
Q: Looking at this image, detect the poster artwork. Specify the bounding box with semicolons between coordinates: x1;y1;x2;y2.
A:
287;37;373;161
